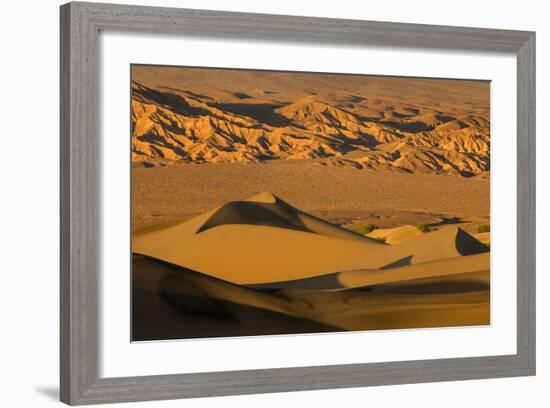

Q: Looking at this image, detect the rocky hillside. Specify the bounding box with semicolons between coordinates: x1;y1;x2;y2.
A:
131;76;490;177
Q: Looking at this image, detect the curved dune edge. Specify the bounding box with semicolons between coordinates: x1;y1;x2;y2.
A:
247;252;489;290
132;253;489;339
338;252;489;289
133;192;488;284
135;224;381;284
366;225;422;244
245;191;278;203
132;254;340;340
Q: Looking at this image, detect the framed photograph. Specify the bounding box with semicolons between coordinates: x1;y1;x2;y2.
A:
60;2;536;405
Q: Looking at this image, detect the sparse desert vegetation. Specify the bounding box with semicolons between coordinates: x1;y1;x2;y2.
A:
476;223;491;233
416;223;433;233
356;223;378;235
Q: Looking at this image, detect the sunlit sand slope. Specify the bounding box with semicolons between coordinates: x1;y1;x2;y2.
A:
132;192;489;340
249;252;489;291
132;254;339;341
133;192;385;284
366;225;422;244
133;253;489;341
133;192;488;285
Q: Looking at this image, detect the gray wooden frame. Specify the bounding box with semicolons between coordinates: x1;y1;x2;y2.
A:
60;1;536;405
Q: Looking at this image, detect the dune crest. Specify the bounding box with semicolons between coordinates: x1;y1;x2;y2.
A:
133;252;489;340
366;225;422;244
133;193;487;285
372;226;488;268
245;191;279;203
133;193;388;284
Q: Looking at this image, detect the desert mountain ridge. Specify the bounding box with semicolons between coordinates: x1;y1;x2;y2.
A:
131;74;490;177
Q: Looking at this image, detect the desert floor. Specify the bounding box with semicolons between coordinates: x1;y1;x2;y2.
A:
132;160;489;234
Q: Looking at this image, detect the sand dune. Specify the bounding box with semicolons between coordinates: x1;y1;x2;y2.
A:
133;252;489;341
249;252;489;291
132;254;339;341
366;225;422;244
133;192;385;284
200;191;373;243
132;192;489;340
339;252;489;289
368;226;488;268
133;192;488;285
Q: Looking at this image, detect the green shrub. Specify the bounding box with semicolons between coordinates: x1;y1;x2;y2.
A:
356;223;378;235
476;224;490;233
416;223;433;233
